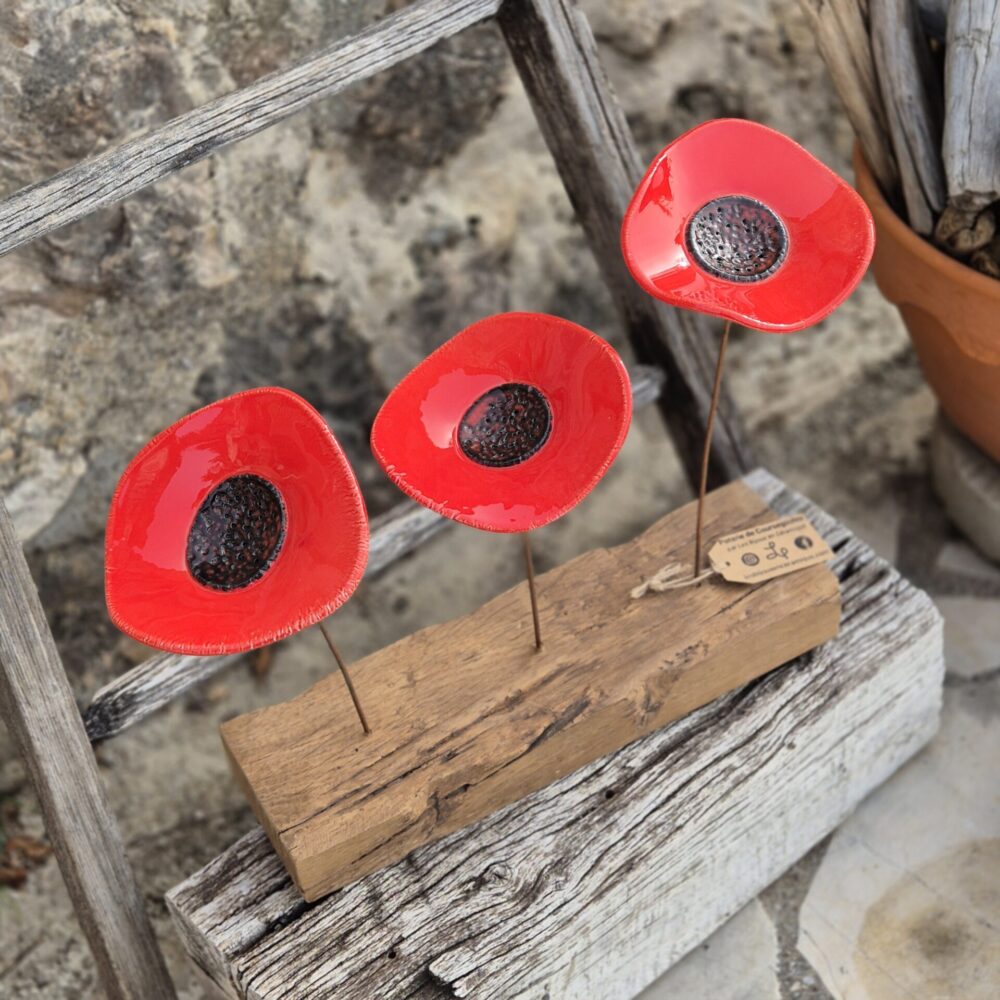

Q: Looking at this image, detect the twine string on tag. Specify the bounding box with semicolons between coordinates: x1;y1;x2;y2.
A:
630;562;716;600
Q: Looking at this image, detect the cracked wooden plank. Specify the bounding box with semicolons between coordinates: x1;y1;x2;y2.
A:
166;469;943;999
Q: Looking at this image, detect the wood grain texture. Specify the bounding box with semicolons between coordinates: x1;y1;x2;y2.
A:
0;0;501;259
500;0;754;488
942;0;1000;209
221;478;841;902
82;365;663;745
166;469;944;1000
0;498;176;999
797;0;899;194
870;0;947;233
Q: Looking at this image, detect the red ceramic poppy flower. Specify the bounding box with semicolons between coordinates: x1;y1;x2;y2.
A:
621;119;875;332
105;387;368;656
371;312;632;533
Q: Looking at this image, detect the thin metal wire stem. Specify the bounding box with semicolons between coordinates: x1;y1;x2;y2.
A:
318;622;371;735
522;533;543;651
693;319;732;578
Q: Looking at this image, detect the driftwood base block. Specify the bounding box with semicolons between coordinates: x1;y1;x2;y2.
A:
221;479;840;902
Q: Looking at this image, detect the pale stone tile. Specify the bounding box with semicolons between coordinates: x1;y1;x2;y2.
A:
935;595;1000;678
797;683;1000;999
936;542;1000;584
639;900;780;1000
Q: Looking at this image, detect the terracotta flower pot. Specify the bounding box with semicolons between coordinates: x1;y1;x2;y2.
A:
854;145;1000;462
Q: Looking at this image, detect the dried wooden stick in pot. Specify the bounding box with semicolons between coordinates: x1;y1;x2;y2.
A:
942;0;1000;212
870;0;947;234
797;0;899;194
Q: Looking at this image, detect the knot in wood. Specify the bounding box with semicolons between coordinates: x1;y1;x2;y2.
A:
481;861;513;885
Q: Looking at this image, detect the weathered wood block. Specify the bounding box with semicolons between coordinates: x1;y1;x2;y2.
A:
166;470;943;1000
221;477;841;902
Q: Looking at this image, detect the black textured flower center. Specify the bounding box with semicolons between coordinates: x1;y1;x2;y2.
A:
458;383;552;468
186;474;286;591
686;196;787;282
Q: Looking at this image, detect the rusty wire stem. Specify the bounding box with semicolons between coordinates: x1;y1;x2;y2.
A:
522;533;543;651
693;319;732;578
319;622;370;735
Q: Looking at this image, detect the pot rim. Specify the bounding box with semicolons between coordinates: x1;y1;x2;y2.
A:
853;143;1000;301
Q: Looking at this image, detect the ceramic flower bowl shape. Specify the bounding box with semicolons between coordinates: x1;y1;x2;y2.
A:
371;312;632;533
105;387;368;656
621;118;875;332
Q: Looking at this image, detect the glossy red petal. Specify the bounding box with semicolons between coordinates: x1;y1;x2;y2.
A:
371;312;632;533
105;388;368;655
621;119;875;332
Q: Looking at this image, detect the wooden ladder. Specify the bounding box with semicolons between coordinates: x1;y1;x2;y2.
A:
0;2;752;997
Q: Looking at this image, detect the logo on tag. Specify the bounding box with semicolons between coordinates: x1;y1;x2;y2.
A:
708;515;832;584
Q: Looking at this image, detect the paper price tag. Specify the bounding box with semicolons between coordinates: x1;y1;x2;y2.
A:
708;514;832;584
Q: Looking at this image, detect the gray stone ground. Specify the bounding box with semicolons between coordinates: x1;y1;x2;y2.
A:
1;1;997;997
